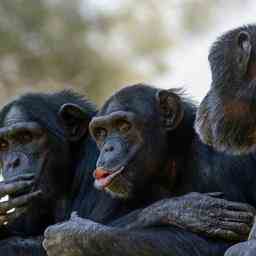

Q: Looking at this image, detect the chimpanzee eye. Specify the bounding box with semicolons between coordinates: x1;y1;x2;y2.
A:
17;131;33;144
117;120;131;134
94;127;107;141
0;139;9;151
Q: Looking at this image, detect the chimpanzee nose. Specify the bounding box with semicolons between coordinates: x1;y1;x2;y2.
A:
8;157;20;168
12;158;20;168
104;145;114;152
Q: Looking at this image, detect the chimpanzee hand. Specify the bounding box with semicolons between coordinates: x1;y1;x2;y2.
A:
43;212;109;256
0;174;41;226
125;192;255;241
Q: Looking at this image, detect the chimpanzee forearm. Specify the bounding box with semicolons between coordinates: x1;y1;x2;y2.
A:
43;213;230;256
111;192;255;241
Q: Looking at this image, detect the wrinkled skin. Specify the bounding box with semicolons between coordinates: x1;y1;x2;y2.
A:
125;193;255;241
43;192;256;256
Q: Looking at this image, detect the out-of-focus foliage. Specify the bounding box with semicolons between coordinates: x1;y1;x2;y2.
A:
0;0;244;104
0;0;173;104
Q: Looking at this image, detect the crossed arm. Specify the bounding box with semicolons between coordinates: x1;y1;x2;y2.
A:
43;192;255;256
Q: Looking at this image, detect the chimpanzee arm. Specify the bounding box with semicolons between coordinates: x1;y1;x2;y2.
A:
111;192;254;241
43;192;255;256
43;213;230;256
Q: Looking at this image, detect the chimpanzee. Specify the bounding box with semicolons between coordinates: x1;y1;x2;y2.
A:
195;24;256;256
43;84;256;256
195;24;256;155
0;90;249;256
0;90;96;255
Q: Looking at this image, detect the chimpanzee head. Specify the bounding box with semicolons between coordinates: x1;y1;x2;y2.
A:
0;90;95;201
195;24;256;154
89;84;188;199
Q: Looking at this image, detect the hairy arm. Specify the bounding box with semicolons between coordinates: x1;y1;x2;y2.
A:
43;192;255;256
43;213;228;256
112;192;254;241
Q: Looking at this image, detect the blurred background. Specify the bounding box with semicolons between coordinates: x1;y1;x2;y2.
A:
0;0;255;106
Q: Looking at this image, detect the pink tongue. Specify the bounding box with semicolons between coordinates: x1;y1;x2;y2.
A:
94;168;111;179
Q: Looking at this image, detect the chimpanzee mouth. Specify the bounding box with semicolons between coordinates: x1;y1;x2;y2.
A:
93;166;125;190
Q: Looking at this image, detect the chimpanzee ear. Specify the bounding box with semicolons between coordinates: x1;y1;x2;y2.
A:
58;103;90;141
156;90;184;131
236;31;252;74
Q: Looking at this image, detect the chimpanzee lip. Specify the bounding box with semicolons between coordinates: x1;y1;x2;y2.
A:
94;166;124;190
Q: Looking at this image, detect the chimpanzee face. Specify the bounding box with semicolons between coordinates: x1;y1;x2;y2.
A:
89;85;184;199
90;109;145;199
0;105;48;182
0;103;75;201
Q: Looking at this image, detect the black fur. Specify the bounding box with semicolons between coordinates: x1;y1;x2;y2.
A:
196;24;256;154
0;90;98;255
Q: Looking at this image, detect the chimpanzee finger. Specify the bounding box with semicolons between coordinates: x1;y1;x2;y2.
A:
206;192;224;198
207;229;242;241
0;180;34;197
0;190;42;214
222;210;254;224
5;207;28;224
206;228;244;241
225;202;256;213
3;173;35;183
219;221;250;235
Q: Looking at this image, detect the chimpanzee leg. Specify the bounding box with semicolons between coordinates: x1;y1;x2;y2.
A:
0;236;46;256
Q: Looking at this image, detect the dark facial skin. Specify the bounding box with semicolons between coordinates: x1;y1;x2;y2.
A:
195;25;256;155
0;106;48;181
0;105;46;226
90;111;144;198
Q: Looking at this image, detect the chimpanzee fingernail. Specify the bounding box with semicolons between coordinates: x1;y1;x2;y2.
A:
31;190;43;197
